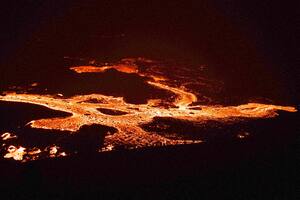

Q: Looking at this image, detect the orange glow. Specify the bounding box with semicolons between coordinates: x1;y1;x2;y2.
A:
0;58;297;162
70;66;109;73
49;146;58;157
101;144;114;152
4;145;26;161
70;63;138;74
59;152;67;157
28;148;42;155
31;82;39;87
1;132;17;140
3;144;68;161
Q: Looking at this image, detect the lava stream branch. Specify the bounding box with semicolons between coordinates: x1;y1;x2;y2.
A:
0;59;297;162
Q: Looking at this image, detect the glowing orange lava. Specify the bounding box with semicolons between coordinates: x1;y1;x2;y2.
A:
0;58;297;162
4;145;26;161
1;132;17;140
70;63;138;74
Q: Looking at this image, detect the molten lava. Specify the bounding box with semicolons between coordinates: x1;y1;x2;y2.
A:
0;58;297;162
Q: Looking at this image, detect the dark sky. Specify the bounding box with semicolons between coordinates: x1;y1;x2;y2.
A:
0;0;298;104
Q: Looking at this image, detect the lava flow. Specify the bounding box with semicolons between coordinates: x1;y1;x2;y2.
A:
0;58;297;162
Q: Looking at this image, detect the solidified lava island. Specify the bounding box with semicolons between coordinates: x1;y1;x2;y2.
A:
0;57;297;162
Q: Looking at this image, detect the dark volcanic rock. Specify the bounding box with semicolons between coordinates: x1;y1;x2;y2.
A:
141;117;249;141
97;108;128;115
0;101;71;132
59;124;117;154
